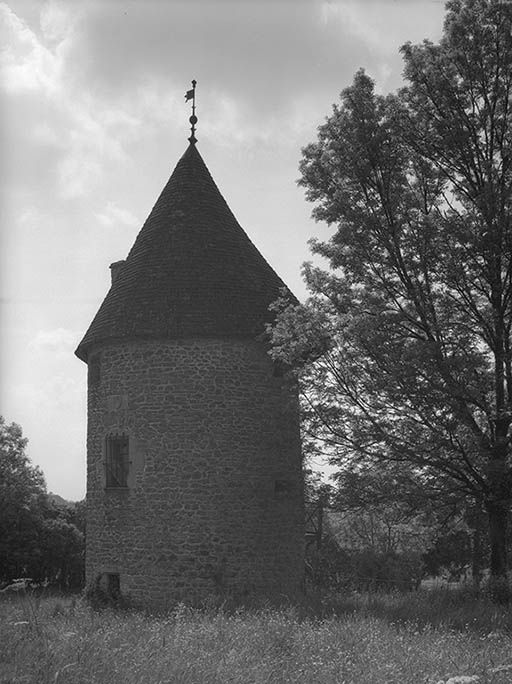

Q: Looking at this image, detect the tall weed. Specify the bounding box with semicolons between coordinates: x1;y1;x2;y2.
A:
1;589;511;683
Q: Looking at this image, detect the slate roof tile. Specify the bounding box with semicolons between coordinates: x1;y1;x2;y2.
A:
75;143;295;362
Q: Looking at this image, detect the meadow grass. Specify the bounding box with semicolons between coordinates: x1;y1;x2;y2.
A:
1;589;511;684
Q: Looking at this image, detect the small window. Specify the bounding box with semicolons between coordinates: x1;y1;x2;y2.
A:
88;355;101;385
106;573;120;598
105;435;129;488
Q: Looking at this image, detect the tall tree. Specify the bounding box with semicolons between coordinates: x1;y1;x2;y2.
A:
270;0;512;591
0;416;85;588
0;416;46;581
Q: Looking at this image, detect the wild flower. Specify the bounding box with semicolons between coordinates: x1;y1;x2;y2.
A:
1;592;511;683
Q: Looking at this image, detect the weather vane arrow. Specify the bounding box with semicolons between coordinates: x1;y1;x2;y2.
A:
185;79;197;144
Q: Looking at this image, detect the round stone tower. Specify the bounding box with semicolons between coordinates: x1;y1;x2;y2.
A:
75;140;304;608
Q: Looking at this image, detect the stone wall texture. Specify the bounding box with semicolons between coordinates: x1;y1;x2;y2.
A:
86;338;304;609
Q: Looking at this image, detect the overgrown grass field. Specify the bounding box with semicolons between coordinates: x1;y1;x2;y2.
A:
1;589;512;683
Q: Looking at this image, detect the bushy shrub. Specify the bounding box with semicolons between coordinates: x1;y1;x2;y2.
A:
307;540;423;592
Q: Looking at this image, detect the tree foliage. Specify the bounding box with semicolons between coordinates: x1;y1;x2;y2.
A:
308;462;472;591
0;416;46;581
0;416;84;589
270;0;512;586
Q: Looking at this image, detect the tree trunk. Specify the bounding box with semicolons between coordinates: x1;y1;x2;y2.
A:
485;499;510;602
486;500;508;577
470;514;484;590
486;419;511;600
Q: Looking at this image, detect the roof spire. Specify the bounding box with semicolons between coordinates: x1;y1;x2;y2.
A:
184;79;198;144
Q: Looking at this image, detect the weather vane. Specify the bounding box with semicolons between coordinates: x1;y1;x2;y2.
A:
185;80;197;144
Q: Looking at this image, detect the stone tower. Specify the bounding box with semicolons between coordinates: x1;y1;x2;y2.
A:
75;137;304;608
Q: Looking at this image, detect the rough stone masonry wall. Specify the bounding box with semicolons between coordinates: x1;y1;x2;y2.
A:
86;338;304;609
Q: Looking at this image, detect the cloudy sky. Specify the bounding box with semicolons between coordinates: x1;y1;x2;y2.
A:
1;0;446;500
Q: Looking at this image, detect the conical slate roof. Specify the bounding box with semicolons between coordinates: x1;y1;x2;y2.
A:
75;143;293;362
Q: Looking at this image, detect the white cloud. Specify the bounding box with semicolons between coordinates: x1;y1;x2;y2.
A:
319;0;444;89
12;375;84;409
1;2;144;198
202;94;272;149
18;206;42;224
30;120;61;146
40;0;76;44
58;154;102;199
202;92;326;152
56;95;143;198
95;201;139;228
321;1;385;53
28;327;79;356
0;1;68;95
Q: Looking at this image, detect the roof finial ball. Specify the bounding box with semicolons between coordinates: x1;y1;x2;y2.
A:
185;79;198;144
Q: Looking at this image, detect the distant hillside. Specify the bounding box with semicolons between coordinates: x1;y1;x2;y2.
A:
48;492;75;508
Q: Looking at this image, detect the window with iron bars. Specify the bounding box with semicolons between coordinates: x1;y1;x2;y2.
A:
105;434;129;488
